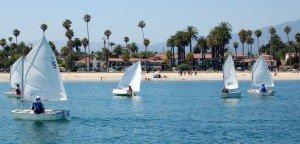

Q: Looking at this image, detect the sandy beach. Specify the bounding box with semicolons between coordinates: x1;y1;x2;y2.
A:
1;71;299;82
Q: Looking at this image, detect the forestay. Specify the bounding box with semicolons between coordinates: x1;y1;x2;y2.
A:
252;55;274;87
223;55;238;89
23;37;67;101
10;57;23;88
117;61;141;92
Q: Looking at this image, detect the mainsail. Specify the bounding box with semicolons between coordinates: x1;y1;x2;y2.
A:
22;37;67;101
252;55;274;87
10;57;23;88
223;55;239;89
117;61;141;92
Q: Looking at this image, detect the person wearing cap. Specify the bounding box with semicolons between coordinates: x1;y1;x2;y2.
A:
31;96;45;114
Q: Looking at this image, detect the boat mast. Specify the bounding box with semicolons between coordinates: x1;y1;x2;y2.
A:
21;56;24;110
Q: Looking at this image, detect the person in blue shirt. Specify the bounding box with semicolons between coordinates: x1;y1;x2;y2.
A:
260;84;267;93
31;96;45;114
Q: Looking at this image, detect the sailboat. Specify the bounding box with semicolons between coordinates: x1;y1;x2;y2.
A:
247;55;276;96
220;55;241;98
112;61;141;96
5;57;23;98
12;37;70;120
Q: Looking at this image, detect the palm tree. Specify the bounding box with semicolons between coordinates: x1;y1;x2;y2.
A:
284;26;291;65
0;38;6;49
254;30;262;54
104;30;112;70
83;14;91;71
8;37;13;45
246;30;252;56
62;19;72;30
143;38;150;71
238;29;247;57
13;29;20;45
196;36;207;68
295;33;300;65
185;26;198;53
138;20;146;40
124;36;129;49
269;27;276;64
65;29;74;71
81;38;89;70
167;36;175;66
233;42;239;58
40;23;48;36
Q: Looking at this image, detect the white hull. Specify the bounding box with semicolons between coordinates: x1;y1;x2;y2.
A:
112;89;134;96
12;109;70;121
247;89;276;96
5;92;21;98
220;91;241;98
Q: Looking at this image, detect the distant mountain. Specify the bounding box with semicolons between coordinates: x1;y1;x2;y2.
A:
25;19;300;54
228;19;300;54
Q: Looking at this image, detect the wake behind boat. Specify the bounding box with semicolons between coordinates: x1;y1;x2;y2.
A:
12;37;70;120
247;55;276;96
220;55;241;98
112;61;141;96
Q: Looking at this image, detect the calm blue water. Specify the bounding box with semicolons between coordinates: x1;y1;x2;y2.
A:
0;81;299;143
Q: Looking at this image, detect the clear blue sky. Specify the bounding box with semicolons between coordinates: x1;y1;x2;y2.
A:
1;0;300;45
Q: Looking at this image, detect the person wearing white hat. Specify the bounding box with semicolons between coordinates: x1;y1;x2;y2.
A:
31;96;45;114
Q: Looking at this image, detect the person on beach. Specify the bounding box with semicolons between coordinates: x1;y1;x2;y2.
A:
260;84;267;93
31;96;45;114
15;84;21;95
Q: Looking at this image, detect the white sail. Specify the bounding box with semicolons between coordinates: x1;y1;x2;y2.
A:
10;57;23;88
252;55;274;87
117;61;141;92
223;55;239;90
23;37;67;101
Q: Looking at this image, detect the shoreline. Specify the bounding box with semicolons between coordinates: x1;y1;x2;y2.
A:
1;71;300;82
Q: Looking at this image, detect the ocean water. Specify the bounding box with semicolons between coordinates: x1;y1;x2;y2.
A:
0;81;299;143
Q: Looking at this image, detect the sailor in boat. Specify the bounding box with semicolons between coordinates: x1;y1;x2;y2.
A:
15;84;21;95
259;84;267;93
129;86;134;96
31;96;45;114
222;87;229;93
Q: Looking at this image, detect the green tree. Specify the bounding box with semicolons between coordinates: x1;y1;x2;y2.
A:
8;37;13;45
0;38;6;49
128;42;139;54
83;14;91;71
295;33;300;65
238;29;247;57
185;26;198;53
255;30;262;54
186;52;194;66
124;36;129;48
62;19;72;30
167;36;175;65
73;38;82;52
121;50;130;66
284;26;291;65
81;38;89;70
196;36;208;67
104;30;112;70
13;29;20;45
269;27;276;59
233;41;239;57
113;45;123;57
138;20;146;40
40;23;48;36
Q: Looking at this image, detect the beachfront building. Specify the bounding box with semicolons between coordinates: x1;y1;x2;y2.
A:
75;53;276;71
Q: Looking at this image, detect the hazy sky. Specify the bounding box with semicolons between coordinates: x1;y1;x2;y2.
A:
1;0;300;45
